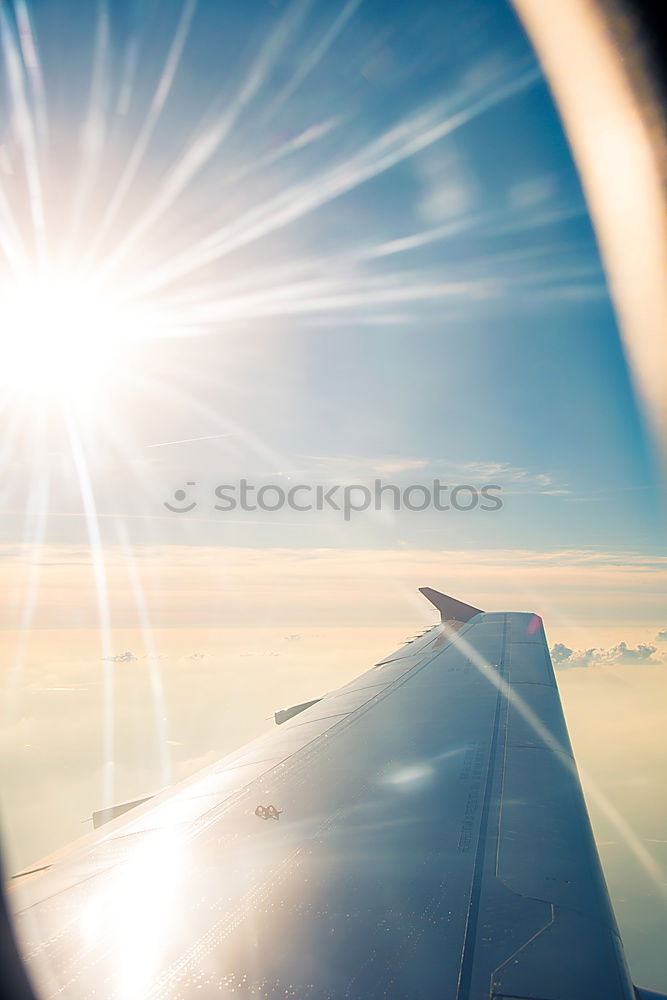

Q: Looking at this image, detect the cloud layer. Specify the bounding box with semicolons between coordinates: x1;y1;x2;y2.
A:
551;640;666;669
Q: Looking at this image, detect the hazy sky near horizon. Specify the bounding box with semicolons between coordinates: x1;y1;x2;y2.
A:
0;0;666;993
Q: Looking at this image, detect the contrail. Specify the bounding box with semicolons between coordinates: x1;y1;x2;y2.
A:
147;432;233;448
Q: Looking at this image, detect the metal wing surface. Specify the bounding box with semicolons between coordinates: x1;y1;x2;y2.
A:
9;595;637;1000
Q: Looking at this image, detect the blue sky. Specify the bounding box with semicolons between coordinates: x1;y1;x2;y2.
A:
1;0;663;555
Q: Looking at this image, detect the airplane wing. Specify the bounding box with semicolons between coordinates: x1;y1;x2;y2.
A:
6;592;643;999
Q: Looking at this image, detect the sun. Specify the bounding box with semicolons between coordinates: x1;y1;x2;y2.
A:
0;269;150;403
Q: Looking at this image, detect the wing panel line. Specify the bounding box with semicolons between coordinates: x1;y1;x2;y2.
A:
456;615;509;1000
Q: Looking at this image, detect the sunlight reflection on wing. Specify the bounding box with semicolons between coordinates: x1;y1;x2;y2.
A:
445;622;667;904
79;828;186;1000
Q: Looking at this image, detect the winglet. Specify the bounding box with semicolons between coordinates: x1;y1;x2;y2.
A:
419;588;484;623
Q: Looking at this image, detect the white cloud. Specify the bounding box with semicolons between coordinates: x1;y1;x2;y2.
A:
456;461;568;494
1;544;665;635
414;145;476;223
508;174;558;210
552;641;665;669
279;454;565;494
551;641;573;664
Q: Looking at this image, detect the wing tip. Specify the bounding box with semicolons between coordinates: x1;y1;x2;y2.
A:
419;587;484;623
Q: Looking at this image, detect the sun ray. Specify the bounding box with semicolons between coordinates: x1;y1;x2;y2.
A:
84;0;199;269
114;237;597;335
92;0;312;282
219;114;344;191
131;195;585;307
14;0;48;148
114;27;141;120
1;416;50;724
123;61;542;298
64;406;116;809
261;0;363;121
0;2;47;261
63;0;111;265
0;179;31;275
115;518;172;787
